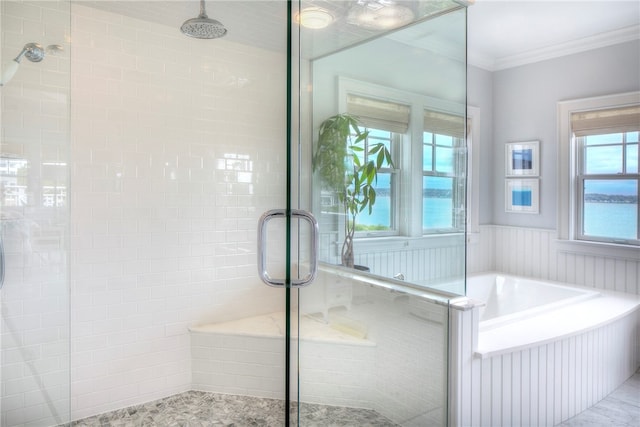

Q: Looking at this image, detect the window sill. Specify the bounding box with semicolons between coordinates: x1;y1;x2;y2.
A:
555;239;639;261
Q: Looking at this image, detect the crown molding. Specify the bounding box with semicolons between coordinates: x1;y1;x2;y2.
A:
470;24;640;72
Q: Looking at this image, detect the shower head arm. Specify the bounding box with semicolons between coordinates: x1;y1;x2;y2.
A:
13;48;28;63
199;0;208;18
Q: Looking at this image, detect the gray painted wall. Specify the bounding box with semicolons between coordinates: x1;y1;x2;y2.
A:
467;64;493;225
311;33;639;231
489;40;640;228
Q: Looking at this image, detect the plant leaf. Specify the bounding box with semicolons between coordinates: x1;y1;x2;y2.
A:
352;153;361;168
385;150;394;168
376;149;385;169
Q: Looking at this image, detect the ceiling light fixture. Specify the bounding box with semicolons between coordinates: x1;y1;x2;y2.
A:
296;7;334;29
347;1;414;31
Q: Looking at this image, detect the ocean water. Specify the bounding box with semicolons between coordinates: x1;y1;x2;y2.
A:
358;198;638;241
584;202;637;240
357;197;454;230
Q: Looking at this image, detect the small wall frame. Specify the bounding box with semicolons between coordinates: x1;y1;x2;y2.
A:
505;141;539;177
505;179;539;214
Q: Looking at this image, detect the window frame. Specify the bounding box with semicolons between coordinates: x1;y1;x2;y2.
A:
422;130;467;233
352;126;402;238
576;132;639;245
557;92;640;250
337;77;476;241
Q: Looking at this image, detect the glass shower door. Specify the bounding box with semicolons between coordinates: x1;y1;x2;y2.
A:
292;1;468;425
0;1;72;425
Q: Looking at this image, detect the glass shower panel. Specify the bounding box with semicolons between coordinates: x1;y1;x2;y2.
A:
295;1;467;425
1;1;72;425
298;269;452;425
308;4;467;296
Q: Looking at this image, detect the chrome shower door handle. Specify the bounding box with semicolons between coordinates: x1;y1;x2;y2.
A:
291;209;319;288
257;209;319;288
258;209;286;287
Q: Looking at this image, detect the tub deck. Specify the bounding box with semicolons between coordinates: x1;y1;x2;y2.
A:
476;289;640;358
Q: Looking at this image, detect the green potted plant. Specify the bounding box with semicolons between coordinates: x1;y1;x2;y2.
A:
312;113;394;269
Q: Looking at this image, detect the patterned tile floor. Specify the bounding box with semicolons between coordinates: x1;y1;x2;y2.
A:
68;369;639;426
69;392;399;426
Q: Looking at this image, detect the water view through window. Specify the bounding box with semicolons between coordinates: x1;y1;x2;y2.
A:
356;175;456;231
581;131;639;242
583;180;638;240
356;129;463;232
356;189;454;230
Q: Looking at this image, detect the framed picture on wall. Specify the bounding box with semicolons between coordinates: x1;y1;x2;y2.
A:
505;141;539;176
505;179;539;213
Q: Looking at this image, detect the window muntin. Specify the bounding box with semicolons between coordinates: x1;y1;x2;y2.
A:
576;129;639;245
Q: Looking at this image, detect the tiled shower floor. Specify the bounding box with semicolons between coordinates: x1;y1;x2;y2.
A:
68;368;640;426
69;391;399;426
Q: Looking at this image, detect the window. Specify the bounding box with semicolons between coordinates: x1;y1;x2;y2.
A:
346;93;408;237
351;127;399;234
423;110;467;233
558;93;640;248
337;77;475;241
573;106;639;245
0;156;29;207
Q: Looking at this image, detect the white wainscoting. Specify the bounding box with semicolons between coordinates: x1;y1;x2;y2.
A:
353;234;466;286
355;244;466;284
326;224;640;295
450;305;640;427
468;225;640;295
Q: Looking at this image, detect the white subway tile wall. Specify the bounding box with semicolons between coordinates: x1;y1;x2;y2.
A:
191;331;376;407
190;284;449;426
69;4;287;420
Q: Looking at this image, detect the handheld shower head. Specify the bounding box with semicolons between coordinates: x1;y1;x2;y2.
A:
1;42;63;87
181;0;227;39
1;61;20;87
1;43;44;86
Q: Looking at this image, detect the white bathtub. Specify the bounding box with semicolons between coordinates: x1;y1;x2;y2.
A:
467;273;600;331
464;273;639;356
452;273;640;427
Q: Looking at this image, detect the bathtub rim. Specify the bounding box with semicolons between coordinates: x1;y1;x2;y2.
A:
468;272;602;332
470;273;640;358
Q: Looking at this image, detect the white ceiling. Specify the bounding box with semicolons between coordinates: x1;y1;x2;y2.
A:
82;1;640;70
468;0;640;71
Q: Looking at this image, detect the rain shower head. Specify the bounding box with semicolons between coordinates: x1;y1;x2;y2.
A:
181;0;227;39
